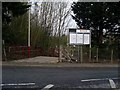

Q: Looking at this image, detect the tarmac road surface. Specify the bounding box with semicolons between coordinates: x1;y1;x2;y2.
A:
2;66;120;89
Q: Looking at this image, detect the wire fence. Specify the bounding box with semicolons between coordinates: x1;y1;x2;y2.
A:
70;46;120;63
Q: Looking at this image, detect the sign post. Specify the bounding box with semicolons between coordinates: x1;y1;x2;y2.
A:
80;45;83;63
89;30;92;62
69;28;91;63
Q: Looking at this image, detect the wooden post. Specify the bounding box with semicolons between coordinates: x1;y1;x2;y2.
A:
96;47;98;62
3;40;7;61
59;45;62;62
89;45;91;62
111;49;113;63
80;45;83;63
78;45;80;61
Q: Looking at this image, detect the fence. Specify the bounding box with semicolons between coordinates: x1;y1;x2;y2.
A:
2;45;120;63
2;46;59;61
63;45;120;63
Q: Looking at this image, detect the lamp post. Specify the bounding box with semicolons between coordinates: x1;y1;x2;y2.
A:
28;5;31;58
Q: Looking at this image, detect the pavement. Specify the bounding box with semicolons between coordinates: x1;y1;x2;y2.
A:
10;56;58;63
2;56;120;67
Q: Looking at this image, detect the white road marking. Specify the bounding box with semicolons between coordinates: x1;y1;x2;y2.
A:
81;77;119;82
112;77;120;79
81;78;109;82
0;83;35;86
41;84;54;90
109;79;116;88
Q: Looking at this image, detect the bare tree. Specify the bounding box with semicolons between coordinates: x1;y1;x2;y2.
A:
37;2;71;36
30;2;71;48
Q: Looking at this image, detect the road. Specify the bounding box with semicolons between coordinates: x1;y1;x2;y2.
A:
2;66;120;89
